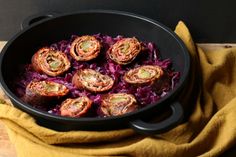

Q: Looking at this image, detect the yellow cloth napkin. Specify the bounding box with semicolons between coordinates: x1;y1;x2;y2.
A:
1;21;236;157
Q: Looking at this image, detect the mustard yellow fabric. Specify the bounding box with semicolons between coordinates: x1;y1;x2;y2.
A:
1;21;236;157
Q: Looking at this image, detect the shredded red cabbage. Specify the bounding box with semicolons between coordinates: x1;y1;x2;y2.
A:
13;34;180;116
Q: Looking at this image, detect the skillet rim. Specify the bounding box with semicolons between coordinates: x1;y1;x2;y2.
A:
0;10;190;123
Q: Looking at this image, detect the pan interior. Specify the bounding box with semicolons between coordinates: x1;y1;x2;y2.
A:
0;11;189;123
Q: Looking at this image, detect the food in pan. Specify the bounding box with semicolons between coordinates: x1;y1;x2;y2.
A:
107;37;141;65
23;81;69;106
99;93;138;116
124;65;164;84
70;35;101;61
32;47;71;76
60;96;92;117
14;34;180;117
72;69;114;92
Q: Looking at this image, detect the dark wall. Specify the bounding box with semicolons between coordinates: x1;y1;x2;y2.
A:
0;0;236;42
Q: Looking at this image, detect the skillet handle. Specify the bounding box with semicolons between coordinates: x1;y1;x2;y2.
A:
21;13;58;30
129;101;183;135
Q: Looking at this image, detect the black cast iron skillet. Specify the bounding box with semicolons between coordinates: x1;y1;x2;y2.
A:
0;10;190;135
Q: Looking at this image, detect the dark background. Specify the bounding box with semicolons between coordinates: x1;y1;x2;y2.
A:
0;0;236;42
